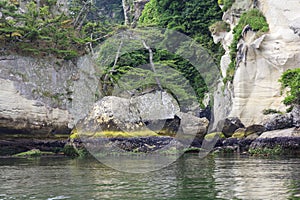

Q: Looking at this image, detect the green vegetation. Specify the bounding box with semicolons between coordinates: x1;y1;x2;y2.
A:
249;145;282;156
225;9;269;83
0;0;123;60
97;0;224;106
139;0;224;64
205;132;225;140
0;0;85;59
280;68;300;105
222;0;235;12
231;131;245;139
71;129;159;139
263;109;283;115
12;149;56;157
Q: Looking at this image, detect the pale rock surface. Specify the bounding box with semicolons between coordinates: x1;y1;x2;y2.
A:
213;0;300;127
258;127;300;139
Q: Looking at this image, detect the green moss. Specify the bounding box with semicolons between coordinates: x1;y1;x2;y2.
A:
205;132;225;140
63;145;79;157
232;131;245;139
77;130;159;138
224;9;269;83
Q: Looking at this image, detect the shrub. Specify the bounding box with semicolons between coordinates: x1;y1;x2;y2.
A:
280;68;300;105
263;109;282;115
222;0;235;12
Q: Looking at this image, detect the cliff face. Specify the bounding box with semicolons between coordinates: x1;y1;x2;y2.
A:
212;0;300;128
0;55;98;136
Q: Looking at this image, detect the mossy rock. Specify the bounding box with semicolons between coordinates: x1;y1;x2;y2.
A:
204;132;225;140
13;149;55;157
232;131;245;139
72;129;159;139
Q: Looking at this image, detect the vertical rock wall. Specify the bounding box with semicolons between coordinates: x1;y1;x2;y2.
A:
212;0;300;129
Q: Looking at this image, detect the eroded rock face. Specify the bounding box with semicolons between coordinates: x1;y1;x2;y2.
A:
212;0;300;127
0;55;98;136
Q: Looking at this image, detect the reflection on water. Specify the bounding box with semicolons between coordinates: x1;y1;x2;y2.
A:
0;155;300;199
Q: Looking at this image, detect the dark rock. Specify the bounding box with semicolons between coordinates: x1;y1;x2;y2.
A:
245;124;266;136
250;128;300;153
220;117;245;138
0;139;67;156
250;137;300;151
199;106;211;121
74;136;185;153
264;114;293;131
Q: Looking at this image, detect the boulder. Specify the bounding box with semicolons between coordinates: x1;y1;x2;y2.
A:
257;128;300;139
245;125;266;136
246;133;259;140
76;91;208;141
250;128;300;151
264;114;293;131
232;128;246;139
176;112;209;141
220;117;245;138
76;91;180;135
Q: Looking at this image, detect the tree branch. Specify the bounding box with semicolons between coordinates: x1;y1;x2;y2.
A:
142;40;163;91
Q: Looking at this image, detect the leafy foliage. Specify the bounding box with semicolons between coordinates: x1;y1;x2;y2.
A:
0;0;86;59
99;0;224;107
225;9;269;83
222;0;235;12
139;0;224;64
106;49;206;108
280;68;300;105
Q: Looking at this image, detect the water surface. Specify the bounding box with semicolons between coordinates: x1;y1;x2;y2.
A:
0;154;300;200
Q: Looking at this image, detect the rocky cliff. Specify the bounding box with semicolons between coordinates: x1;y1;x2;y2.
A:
212;0;300;129
0;55;98;136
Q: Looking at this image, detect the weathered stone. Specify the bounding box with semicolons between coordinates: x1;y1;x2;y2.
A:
292;105;300;128
250;128;300;151
176;112;209;141
220;117;245;138
246;133;259;140
264;114;293;131
212;0;300;128
258;128;300;139
245;125;266;136
76;91;208;141
0;55;98;137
